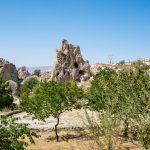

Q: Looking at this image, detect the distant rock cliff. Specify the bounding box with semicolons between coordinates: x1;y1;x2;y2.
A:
0;58;18;80
50;39;92;82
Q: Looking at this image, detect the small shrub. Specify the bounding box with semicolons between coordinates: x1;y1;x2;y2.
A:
0;115;38;150
0;78;13;110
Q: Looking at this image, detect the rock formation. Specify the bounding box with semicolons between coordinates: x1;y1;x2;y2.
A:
0;58;18;80
90;63;102;76
6;80;19;97
40;71;51;81
50;40;91;82
18;66;30;80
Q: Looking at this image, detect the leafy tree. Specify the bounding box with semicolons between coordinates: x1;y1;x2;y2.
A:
87;64;150;146
117;60;125;66
21;80;83;141
0;115;38;150
116;65;150;138
86;68;121;149
33;70;41;77
87;68;119;112
21;77;39;98
0;78;13;110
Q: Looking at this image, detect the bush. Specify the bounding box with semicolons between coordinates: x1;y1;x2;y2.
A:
21;77;39;97
133;112;150;150
0;78;13;110
0;115;38;150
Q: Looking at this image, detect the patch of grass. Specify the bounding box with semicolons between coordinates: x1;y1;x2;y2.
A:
1;107;11;112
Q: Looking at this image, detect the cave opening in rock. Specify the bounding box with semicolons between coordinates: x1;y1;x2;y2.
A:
79;70;84;75
63;70;66;75
74;63;79;68
56;72;59;76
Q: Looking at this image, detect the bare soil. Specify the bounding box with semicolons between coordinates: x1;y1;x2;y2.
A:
27;129;142;150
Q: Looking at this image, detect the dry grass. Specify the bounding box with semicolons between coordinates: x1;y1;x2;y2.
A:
26;129;142;150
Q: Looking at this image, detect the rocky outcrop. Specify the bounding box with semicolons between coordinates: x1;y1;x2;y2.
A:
6;80;20;104
40;71;51;81
6;80;19;97
90;63;102;76
50;40;91;82
18;66;30;80
0;58;18;80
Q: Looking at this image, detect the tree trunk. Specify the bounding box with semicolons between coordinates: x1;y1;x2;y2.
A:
124;114;129;139
6;110;22;117
55;116;60;142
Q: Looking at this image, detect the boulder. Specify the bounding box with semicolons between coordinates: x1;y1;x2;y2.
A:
6;80;19;97
50;39;92;82
90;63;102;76
40;71;51;81
0;58;18;80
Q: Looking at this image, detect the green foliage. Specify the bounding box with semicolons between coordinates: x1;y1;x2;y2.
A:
0;115;38;150
21;80;83;120
0;78;13;110
87;65;150;148
21;77;39;98
21;80;83;141
117;60;125;66
33;70;41;77
134;113;150;150
87;68;119;112
87;110;120;150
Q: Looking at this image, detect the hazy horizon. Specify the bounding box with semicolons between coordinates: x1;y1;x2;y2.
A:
0;0;150;67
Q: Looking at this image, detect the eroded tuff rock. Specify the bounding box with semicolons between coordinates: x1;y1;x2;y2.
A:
18;66;30;80
0;58;18;80
50;40;91;82
6;80;19;97
40;71;51;81
90;63;102;76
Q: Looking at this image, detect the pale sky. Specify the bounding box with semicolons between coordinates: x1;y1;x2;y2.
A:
0;0;150;67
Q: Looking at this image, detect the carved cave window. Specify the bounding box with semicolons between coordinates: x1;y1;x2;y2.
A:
74;63;79;68
79;70;84;75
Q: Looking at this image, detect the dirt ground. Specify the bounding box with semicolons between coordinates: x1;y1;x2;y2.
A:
27;129;142;150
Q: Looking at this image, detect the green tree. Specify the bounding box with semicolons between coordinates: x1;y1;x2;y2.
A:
87;68;119;112
0;78;13;110
117;60;125;66
21;80;83;141
87;65;150;148
0;115;38;150
87;68;121;149
117;65;150;138
33;70;41;77
20;77;39;100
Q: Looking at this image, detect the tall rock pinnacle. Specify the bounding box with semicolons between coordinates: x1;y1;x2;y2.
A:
50;39;91;82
